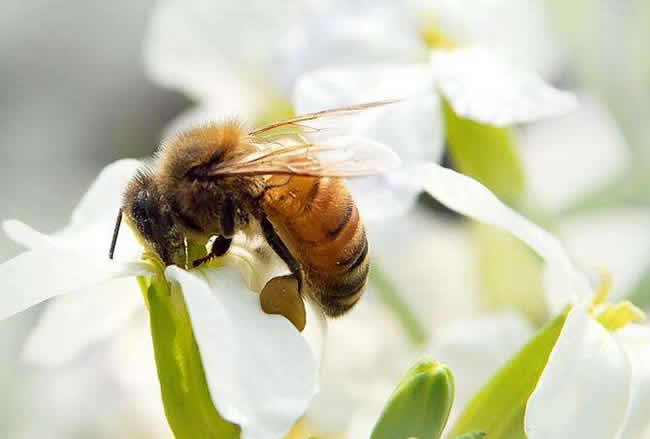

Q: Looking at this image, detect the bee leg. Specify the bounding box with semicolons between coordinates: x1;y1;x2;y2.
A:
260;217;303;287
192;236;232;268
260;274;306;331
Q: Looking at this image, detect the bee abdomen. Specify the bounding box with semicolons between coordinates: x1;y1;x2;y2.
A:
262;176;371;316
309;231;370;317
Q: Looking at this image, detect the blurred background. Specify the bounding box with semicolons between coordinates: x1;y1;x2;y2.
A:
1;0;649;438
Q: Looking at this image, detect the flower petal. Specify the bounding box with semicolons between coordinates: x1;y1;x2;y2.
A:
433;311;534;415
432;0;563;76
615;325;650;438
519;94;629;211
66;159;143;231
23;277;143;366
525;304;630;439
273;1;425;91
294;64;443;162
347;167;425;221
0;245;144;321
558;208;650;303
431;48;577;126
420;162;592;308
144;0;299;107
165;265;318;439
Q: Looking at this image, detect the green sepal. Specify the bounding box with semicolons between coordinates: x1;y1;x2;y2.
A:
442;99;525;204
143;276;240;439
371;361;455;439
449;309;569;439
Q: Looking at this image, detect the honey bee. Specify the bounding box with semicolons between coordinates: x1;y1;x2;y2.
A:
109;101;400;320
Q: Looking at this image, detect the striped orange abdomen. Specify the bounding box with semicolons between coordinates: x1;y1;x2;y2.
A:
261;175;369;316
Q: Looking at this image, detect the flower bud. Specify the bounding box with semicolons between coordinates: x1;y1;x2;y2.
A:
371;361;455;439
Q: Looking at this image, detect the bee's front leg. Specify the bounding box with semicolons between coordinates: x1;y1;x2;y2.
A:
192;235;232;268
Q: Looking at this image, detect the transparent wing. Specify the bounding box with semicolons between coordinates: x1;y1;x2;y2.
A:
248;99;400;139
207;135;401;178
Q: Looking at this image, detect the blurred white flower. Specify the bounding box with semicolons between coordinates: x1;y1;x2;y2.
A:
0;159;323;439
525;303;650;439
145;0;576;135
418;155;650;438
520;93;650;305
420;163;593;311
421;162;650;439
520;93;630;212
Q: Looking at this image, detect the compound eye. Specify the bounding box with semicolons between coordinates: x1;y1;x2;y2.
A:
132;190;154;240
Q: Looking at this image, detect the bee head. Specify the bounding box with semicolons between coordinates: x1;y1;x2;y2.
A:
113;168;184;266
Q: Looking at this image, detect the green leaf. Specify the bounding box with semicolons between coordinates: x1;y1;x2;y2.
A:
454;432;487;439
442;99;525;204
145;277;240;439
371;361;455;439
449;310;568;439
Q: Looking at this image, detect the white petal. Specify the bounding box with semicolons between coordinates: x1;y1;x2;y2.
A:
66;159;143;231
519;94;629;211
525;304;631;439
0;245;145;321
431;0;563;77
615;325;650;438
4;159;146;264
23;277;143;366
558;208;650;302
431;48;577;126
3;219;50;248
293;64;443;163
165;266;318;439
273;1;425;91
347;166;425;221
420;162;592;308
144;0;299;106
3;219;148;273
432;311;534;416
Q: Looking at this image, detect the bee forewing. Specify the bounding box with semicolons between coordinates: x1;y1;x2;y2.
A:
208;135;401;178
248;99;400;137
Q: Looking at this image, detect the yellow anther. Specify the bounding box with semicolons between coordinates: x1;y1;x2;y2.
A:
419;12;455;50
597;301;646;331
590;269;613;310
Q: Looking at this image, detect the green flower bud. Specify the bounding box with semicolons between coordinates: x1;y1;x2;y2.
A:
371;361;455;439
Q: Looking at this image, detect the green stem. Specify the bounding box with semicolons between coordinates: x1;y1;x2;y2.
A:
140;275;240;439
370;263;428;346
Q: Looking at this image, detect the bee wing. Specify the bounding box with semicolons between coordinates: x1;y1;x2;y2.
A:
248;99;400;139
207;135;401;178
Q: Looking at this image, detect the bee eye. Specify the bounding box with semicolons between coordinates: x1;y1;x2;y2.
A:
132;190;154;239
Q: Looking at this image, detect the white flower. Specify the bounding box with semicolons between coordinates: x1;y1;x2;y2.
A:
525;304;650;439
419;161;650;439
0;159;324;439
145;0;576;139
519;93;650;305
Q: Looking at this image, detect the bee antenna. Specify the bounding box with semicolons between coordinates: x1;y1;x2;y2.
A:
109;208;123;260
